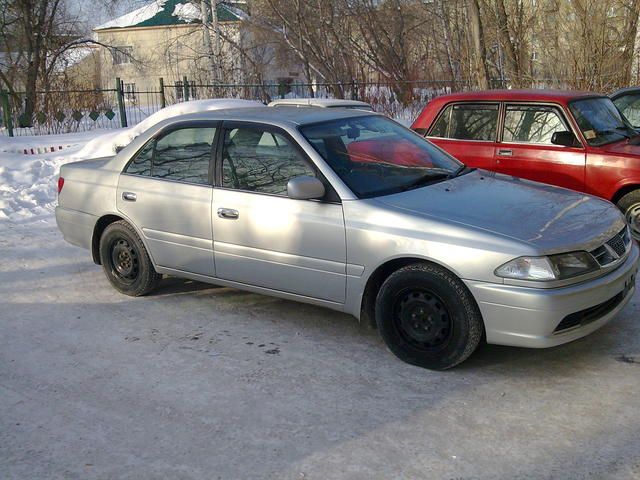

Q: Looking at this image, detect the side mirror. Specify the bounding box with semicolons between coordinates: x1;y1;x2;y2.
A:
287;176;325;200
551;131;579;147
115;145;125;153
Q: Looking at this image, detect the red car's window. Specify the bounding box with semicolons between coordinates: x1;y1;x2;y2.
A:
346;138;434;167
429;103;499;141
502;105;568;144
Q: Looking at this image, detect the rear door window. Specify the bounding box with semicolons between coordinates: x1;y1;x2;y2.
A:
502;105;568;144
429;103;499;141
153;128;215;184
124;126;216;184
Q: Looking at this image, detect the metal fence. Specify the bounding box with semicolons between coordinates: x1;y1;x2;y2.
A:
0;77;469;137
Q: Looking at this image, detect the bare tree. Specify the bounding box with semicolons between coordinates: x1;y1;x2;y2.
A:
467;0;490;88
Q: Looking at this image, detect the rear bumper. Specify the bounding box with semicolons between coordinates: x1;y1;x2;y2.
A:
55;206;95;251
465;243;639;348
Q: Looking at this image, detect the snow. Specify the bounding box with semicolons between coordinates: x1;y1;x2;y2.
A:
172;2;201;23
77;99;264;159
0;99;264;221
50;46;96;73
94;0;167;30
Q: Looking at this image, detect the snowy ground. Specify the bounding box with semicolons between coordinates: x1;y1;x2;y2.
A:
1;216;640;479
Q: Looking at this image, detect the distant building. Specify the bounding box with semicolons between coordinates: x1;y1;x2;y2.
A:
93;0;304;105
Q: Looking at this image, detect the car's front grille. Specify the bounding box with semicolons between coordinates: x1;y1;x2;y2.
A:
589;226;631;267
554;292;625;333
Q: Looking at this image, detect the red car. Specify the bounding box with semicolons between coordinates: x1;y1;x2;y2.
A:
411;90;640;239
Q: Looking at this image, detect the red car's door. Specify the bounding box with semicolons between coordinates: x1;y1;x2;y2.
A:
493;104;586;191
425;102;499;170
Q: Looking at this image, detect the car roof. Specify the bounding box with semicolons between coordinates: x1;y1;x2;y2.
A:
611;86;640;99
151;106;377;129
268;98;372;108
433;89;603;104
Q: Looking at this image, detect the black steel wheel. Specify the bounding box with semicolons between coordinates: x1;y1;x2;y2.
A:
394;289;453;350
108;237;140;284
99;220;161;296
376;262;483;370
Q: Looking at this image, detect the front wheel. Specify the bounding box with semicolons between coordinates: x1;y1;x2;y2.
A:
99;220;161;296
617;190;640;240
375;263;483;370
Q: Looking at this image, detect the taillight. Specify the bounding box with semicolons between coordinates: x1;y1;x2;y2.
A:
57;177;64;194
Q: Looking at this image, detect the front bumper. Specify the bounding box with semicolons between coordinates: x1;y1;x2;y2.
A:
465;243;639;348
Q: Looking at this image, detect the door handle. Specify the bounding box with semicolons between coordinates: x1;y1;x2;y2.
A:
122;191;137;202
497;149;513;157
217;208;239;219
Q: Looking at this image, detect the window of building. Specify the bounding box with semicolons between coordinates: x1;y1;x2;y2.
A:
124;83;136;102
112;46;133;65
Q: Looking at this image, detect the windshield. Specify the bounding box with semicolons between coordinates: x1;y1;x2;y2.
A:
300;115;463;198
569;97;634;146
612;92;640;129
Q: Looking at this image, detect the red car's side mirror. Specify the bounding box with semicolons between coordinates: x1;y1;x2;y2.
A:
551;131;580;147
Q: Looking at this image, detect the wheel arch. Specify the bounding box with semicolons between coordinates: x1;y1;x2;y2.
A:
91;213;153;267
611;183;640;205
91;214;125;264
359;256;467;329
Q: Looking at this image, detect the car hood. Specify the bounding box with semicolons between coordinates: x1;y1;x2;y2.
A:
376;170;625;254
598;139;640;157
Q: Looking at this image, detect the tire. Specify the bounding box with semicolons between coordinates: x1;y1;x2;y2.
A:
616;190;640;240
375;262;483;370
99;220;161;296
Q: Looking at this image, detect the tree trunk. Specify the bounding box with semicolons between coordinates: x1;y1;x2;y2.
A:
621;0;640;86
494;0;522;87
467;0;490;89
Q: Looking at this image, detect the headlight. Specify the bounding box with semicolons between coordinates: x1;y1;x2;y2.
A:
495;251;599;281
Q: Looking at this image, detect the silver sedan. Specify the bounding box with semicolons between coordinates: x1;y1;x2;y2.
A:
56;108;639;369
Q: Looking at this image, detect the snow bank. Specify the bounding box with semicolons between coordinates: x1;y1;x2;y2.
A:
0;151;69;221
0;131;104;155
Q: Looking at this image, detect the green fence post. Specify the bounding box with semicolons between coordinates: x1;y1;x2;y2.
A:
115;77;128;127
0;90;14;137
183;76;190;101
278;81;286;99
159;77;166;108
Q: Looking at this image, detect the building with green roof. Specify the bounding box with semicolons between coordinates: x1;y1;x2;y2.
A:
94;0;302;105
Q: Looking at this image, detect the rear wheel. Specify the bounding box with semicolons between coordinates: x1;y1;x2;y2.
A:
375;263;483;370
616;190;640;240
99;220;161;296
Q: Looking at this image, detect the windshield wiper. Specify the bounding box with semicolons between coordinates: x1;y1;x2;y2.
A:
401;172;450;191
597;128;632;139
447;165;473;178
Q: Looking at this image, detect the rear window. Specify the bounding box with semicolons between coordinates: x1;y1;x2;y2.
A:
429;103;499;141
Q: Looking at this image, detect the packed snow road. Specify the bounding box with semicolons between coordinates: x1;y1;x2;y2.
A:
1;216;640;479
